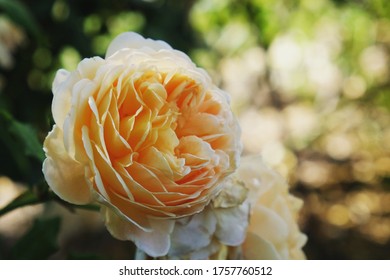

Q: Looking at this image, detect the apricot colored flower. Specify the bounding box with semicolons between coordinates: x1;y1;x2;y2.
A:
42;32;241;257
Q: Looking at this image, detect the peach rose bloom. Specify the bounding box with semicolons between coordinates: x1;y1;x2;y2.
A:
237;156;307;259
42;32;241;257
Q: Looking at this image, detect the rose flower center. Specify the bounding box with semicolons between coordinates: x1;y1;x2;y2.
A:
83;68;230;215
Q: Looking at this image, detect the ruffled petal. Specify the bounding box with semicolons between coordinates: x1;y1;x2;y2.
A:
169;210;217;256
42;125;91;204
51;69;74;128
214;202;249;246
105;32;172;58
242;232;281;260
102;206;174;257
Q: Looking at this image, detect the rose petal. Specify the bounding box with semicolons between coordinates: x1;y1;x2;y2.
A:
103;205;174;257
105;32;173;58
51;70;77;128
242;232;281;260
169;209;217;256
214;202;250;246
42;126;91;204
134;218;174;257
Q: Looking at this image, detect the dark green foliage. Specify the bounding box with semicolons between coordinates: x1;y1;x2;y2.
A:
0;0;41;39
0;111;44;184
10;217;61;259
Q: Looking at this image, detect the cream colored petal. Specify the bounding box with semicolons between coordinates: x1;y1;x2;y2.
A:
105;32;172;58
237;155;280;203
94;64;124;104
52;69;70;94
134;218;174;257
42;125;91;204
76;57;105;79
189;240;221;260
248;204;289;245
51;57;104;129
101;205;137;241
169;209;217;256
214;202;250;246
103;206;174;257
97;191;156;232
242;232;281;260
51;70;78;128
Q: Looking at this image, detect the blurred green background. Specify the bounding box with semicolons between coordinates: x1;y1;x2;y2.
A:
0;0;389;259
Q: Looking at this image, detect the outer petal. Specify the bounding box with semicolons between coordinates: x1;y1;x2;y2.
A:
105;32;172;58
51;57;105;129
242;232;280;260
214;202;249;246
169;210;217;257
135;218;174;257
102;206;174;257
248;205;289;246
51;69;73;128
52;69;70;93
42;125;91;204
213;179;250;246
188;240;221;260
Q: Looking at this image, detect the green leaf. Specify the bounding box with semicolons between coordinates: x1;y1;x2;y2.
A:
0;112;44;180
0;0;41;39
0;190;40;217
7;117;45;162
0;111;44;178
11;217;61;259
